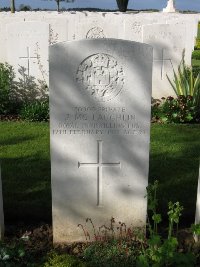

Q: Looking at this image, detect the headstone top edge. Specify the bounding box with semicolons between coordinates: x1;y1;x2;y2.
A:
49;38;153;50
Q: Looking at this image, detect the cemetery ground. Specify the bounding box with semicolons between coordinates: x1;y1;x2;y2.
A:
0;121;200;266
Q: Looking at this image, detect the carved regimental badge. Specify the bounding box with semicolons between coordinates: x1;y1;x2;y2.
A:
86;27;105;39
76;53;125;102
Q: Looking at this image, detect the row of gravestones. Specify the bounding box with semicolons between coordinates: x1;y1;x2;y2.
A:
0;11;199;98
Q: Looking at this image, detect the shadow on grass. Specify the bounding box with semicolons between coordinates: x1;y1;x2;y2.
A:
0;135;35;146
1;155;51;224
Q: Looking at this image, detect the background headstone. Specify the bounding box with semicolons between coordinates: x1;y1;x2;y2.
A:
50;39;153;244
67;12;120;41
0;17;24;63
6;21;49;84
143;23;187;98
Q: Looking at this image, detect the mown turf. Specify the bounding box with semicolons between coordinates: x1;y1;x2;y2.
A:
0;122;199;226
0;122;51;223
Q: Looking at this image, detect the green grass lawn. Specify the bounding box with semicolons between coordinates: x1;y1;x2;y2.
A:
0;122;199;227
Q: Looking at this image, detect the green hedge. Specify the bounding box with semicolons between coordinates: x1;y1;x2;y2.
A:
192;50;200;60
198;22;200;38
195;38;200;50
192;65;200;78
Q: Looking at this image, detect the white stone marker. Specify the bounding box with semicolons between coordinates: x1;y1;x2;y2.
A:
143;24;186;98
6;21;49;84
50;39;153;244
0;17;24;63
67;12;119;41
163;0;176;13
0;164;4;240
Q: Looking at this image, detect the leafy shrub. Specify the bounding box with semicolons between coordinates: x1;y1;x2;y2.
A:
0;63;49;116
192;66;200;79
194;38;200;50
44;251;87;267
13;66;48;104
192;50;200;60
0;62;16;114
0;240;26;266
151;96;199;123
20;100;49;122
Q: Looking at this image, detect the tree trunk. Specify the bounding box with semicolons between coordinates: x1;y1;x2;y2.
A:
11;0;15;13
116;0;129;12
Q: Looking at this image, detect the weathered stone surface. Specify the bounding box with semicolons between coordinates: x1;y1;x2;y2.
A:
50;39;153;243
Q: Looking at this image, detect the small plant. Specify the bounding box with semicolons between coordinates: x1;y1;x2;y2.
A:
0;239;26;266
146;180;162;236
20;100;49;122
151;96;199;123
191;223;200;237
44;251;86;267
167;50;200;117
79;218;144;266
136;181;195;267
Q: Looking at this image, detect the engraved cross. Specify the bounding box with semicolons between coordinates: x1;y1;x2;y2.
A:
19;47;38;76
78;140;121;207
153;48;172;80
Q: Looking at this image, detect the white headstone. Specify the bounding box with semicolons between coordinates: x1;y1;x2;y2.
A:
6;21;49;84
163;0;176;13
0;17;24;63
50;39;153;244
68;12;119;41
143;24;187;98
0;164;4;240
